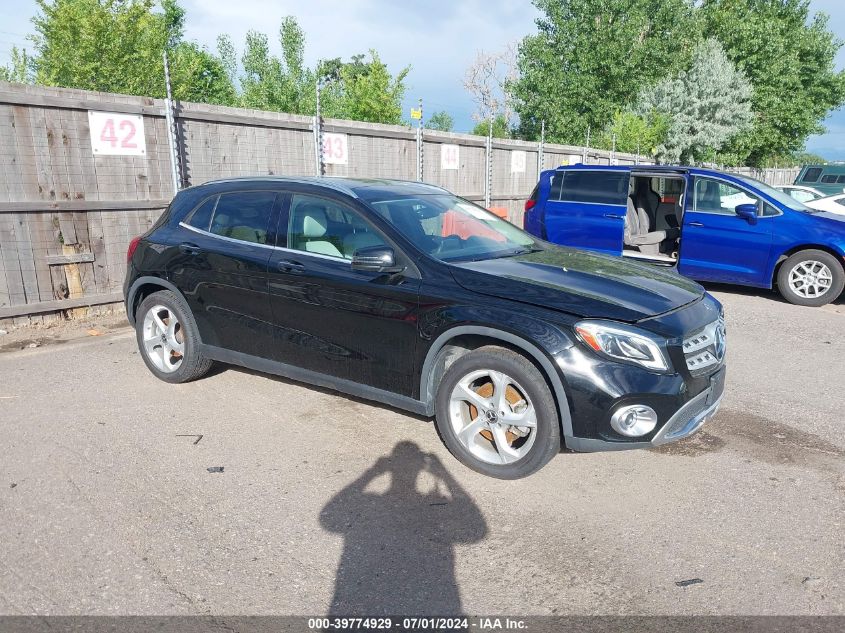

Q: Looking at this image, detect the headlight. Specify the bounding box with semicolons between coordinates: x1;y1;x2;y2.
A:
574;321;669;372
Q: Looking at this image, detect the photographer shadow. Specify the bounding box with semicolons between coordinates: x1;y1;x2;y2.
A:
319;441;488;616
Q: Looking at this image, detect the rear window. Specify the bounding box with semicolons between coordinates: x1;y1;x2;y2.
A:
560;170;628;205
549;172;563;200
208;191;276;244
802;168;822;182
187;196;218;231
821;174;838;183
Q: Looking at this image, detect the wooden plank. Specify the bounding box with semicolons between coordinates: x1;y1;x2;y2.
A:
0;199;170;213
0;291;123;319
28;213;54;302
11;213;39;304
0;90;165;117
45;252;94;265
57;212;77;245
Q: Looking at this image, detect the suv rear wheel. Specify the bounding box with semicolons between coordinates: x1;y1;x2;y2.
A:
434;346;560;479
135;290;212;383
777;249;844;307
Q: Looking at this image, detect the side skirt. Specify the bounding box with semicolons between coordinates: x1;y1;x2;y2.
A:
201;344;432;417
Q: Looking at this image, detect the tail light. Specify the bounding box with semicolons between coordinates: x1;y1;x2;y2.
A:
524;199;536;212
127;236;141;263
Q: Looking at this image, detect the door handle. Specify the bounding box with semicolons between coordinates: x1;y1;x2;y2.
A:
688;222;705;227
179;242;201;255
603;213;625;220
276;259;306;273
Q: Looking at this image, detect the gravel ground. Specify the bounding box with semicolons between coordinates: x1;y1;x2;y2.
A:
0;287;842;616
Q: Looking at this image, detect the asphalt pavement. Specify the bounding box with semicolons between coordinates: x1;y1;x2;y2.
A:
0;287;843;616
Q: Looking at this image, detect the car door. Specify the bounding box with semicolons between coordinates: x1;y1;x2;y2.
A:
266;188;421;397
542;169;628;255
678;176;774;286
170;189;280;357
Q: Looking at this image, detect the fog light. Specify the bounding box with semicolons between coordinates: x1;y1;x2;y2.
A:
610;405;658;437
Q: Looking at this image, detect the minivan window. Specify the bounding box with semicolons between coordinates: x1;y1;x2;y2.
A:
208;191;276;244
560;170;628;205
550;172;563;200
693;177;758;215
802;168;822;182
187;196;218;232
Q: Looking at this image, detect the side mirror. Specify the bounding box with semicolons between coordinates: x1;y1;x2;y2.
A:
735;203;758;224
351;246;405;274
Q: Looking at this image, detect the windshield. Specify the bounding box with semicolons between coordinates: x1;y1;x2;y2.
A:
733;174;817;213
365;194;539;262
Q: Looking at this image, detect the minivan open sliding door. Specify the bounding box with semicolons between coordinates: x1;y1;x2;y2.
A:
543;169;628;255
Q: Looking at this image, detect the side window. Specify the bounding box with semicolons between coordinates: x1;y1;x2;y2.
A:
186;195;218;231
837;176;845;184
288;194;387;260
802;168;822;182
836;198;845;209
821;174;838;183
560;170;628;205
693;178;758;215
208;191;276;244
762;203;779;217
549;172;563;200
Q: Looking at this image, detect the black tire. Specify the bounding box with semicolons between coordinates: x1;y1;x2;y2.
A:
434;345;561;479
135;290;212;383
776;249;845;307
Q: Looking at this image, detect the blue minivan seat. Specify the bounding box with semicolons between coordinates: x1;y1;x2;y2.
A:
625;180;679;254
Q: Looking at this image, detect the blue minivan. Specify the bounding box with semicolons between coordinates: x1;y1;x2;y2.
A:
523;165;845;306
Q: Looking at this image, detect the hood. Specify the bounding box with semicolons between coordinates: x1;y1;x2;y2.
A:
450;246;704;322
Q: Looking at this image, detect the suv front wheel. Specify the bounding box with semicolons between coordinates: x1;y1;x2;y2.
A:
434;346;561;479
777;249;845;307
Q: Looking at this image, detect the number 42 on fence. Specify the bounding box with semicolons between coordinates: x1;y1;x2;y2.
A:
88;111;147;157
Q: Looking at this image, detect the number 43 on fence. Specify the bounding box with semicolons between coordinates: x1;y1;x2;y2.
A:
88;111;147;157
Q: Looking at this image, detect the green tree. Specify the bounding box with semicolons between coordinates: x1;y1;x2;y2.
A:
0;47;32;83
29;0;234;103
595;110;670;156
425;111;454;132
703;0;845;166
230;18;409;124
636;38;753;164
511;0;701;144
472;114;510;138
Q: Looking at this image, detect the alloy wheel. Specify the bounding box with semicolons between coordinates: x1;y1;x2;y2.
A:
141;305;185;373
448;369;537;465
788;260;833;299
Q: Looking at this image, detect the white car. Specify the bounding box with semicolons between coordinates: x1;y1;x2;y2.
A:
806;193;845;215
775;185;826;204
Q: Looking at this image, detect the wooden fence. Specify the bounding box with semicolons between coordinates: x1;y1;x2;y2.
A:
0;81;801;325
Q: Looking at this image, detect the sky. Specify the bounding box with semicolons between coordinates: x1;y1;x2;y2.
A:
1;0;844;159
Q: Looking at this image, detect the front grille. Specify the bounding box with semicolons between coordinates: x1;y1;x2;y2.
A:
662;394;710;439
682;315;726;375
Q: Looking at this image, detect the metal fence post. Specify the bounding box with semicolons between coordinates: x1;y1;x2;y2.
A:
162;51;181;193
484;115;493;208
537;119;545;174
314;79;324;177
583;125;590;164
416;97;423;182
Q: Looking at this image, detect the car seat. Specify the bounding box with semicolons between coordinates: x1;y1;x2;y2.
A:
625;179;679;255
294;204;343;258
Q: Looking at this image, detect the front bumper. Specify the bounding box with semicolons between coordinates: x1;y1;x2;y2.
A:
565;374;723;452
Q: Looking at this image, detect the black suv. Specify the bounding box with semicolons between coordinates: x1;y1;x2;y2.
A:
124;177;726;479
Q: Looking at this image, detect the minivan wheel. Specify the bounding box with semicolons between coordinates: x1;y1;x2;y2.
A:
777;250;845;307
135;290;212;383
434;346;560;479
